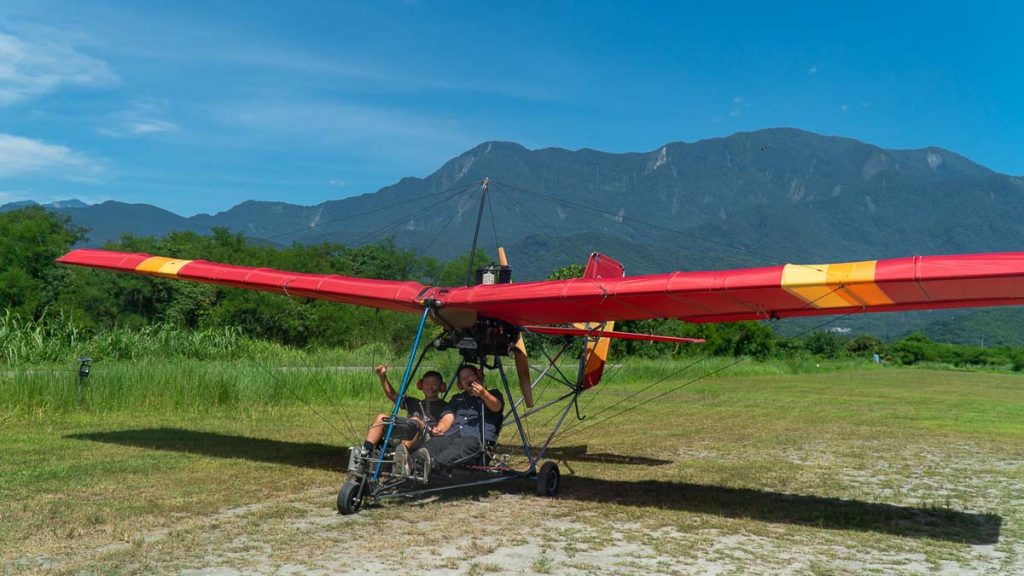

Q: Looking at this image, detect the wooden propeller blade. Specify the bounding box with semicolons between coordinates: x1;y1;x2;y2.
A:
499;246;534;408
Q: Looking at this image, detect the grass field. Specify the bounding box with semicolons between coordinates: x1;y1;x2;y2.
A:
2;359;1023;575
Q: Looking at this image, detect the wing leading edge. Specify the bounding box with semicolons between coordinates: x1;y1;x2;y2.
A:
57;249;429;314
58;249;1024;326
439;252;1024;325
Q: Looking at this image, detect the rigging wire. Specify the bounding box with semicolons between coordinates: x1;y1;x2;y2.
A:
551;296;862;446
240;182;473;447
252;360;359;443
487;188;500;256
257;181;481;244
492;180;827;273
500;190;566;249
419;200;466;257
345;185;477;248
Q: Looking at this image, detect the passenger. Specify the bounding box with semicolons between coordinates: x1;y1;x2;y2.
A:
424;364;504;473
360;365;448;475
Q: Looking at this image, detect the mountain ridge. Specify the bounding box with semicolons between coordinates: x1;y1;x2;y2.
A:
6;127;1024;342
4;127;1020;272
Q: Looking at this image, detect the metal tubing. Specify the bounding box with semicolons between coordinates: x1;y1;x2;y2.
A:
372;306;432;481
540;343;580;389
496;359;534;464
374;475;519;501
510;340;572;413
510;390;578;422
529;390;581;469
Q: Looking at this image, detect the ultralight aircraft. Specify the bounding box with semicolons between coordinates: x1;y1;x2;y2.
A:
57;179;1024;513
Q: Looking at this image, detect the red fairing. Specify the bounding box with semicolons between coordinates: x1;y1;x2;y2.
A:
583;252;625;280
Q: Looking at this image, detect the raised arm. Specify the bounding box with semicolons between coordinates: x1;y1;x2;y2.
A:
376;365;398;402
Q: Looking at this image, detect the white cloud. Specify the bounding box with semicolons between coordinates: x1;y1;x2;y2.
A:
98;100;178;137
129;119;177;134
808;65;818;75
840;104;848;112
213;99;474;150
0;31;119;105
329;179;346;187
729;96;748;117
0;133;103;180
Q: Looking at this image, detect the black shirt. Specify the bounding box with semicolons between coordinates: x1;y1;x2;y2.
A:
441;389;505;443
401;397;448;426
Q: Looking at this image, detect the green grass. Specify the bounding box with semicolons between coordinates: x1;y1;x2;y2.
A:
1;348;893;415
2;361;1024;574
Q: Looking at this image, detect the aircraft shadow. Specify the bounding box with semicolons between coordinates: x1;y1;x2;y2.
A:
558;477;1001;545
500;444;673;466
67;428;349;472
68;428;1000;543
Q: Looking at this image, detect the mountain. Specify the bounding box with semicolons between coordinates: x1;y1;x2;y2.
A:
1;198;89;212
23;128;1024;270
9;128;1024;342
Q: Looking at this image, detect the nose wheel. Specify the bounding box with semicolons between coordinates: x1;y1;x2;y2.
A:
337;479;365;515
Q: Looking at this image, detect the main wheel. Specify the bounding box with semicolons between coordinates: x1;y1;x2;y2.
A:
535;461;560;497
337;479;365;515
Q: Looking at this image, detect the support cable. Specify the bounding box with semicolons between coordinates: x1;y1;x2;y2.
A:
551;300;863;446
493;181;827;273
260;181;480;244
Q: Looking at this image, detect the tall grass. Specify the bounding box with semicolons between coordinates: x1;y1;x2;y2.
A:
0;310;307;365
0;353;887;417
4;309;1010;417
1;359;388;414
0;309;84;365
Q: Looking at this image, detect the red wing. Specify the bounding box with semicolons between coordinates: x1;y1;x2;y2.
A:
59;249;1024;326
439;252;1024;325
57;249;429;314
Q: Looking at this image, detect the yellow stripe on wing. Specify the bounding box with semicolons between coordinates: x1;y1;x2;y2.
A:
782;261;894;309
135;257;193;278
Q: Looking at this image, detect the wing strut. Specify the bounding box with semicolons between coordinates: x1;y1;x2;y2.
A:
372;305;432;482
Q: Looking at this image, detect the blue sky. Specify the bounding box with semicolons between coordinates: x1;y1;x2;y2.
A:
1;1;1020;216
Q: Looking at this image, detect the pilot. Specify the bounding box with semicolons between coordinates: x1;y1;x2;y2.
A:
424;364;504;473
360;365;448;475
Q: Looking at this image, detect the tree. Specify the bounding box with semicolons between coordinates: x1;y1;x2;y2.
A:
804;330;844;358
546;263;585;281
0;207;86;317
846;334;883;356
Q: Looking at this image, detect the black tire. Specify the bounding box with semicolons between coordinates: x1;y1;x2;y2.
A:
337;479;364;515
535;461;560;497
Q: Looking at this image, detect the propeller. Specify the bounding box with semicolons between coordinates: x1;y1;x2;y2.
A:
500;246;535;408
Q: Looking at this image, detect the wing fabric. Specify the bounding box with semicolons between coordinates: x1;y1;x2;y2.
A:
57;249;429;314
58;249;1024;326
440;252;1024;325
